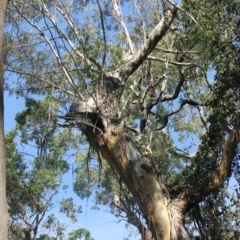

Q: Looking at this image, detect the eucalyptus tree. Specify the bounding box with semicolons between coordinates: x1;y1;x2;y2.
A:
4;0;240;239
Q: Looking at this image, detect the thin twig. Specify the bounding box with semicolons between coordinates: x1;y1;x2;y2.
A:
166;0;198;25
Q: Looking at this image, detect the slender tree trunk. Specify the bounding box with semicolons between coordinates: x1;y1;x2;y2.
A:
0;0;9;239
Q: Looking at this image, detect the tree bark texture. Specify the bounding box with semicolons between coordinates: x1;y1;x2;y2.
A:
0;0;9;239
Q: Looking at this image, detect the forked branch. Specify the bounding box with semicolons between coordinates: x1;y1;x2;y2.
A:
157;99;200;130
115;8;177;82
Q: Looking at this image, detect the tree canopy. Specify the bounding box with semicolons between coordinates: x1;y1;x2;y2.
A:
3;0;240;239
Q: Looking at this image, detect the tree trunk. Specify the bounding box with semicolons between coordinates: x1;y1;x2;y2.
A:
64;55;240;239
65;110;191;240
99;130;171;239
97;130;191;240
0;0;9;239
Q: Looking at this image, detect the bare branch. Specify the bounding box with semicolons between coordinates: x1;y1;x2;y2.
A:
12;5;84;99
197;66;214;92
141;73;166;105
5;68;76;96
166;0;198;25
53;1;102;71
17;203;31;227
112;0;134;54
125;124;140;134
96;0;107;68
155;47;199;54
147;56;194;66
161;67;185;102
115;8;177;82
175;147;197;159
157;99;200;130
113;195;153;240
41;3;100;75
197;106;209;130
133;0;146;43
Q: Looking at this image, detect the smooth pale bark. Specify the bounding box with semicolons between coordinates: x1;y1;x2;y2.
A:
0;0;8;239
79;122;171;240
103;133;170;239
65;110;191;240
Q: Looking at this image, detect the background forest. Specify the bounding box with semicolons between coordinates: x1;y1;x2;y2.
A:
2;0;240;239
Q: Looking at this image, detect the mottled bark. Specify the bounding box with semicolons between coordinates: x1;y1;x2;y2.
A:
63;100;239;240
0;0;9;239
64;108;192;240
80;120;171;239
168;200;191;240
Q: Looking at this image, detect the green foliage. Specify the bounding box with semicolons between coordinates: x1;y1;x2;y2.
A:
60;198;82;223
4;0;240;238
68;228;94;240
